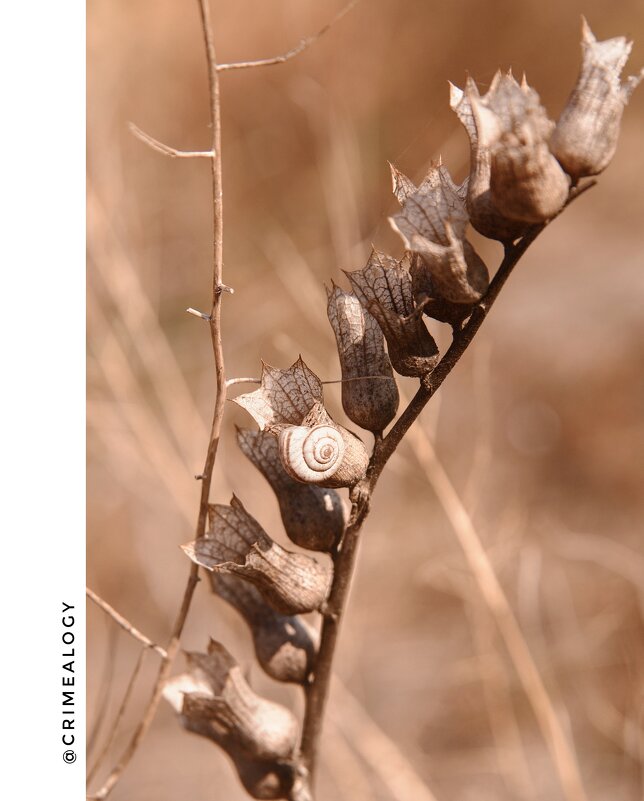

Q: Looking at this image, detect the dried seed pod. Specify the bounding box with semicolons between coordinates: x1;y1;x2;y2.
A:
550;18;643;181
389;162;489;304
327;283;399;432
408;253;474;330
182;495;332;615
277;401;369;488
234;358;369;489
346;250;440;377
450;75;529;243
163;645;298;798
237;428;344;551
210;573;318;684
470;74;570;223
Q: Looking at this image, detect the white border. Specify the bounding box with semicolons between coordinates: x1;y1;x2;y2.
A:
0;3;85;797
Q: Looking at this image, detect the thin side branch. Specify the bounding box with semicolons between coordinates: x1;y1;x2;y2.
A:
86;588;168;659
129;122;214;158
216;0;359;72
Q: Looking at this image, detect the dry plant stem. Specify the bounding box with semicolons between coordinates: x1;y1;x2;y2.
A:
89;3;225;798
216;0;359;72
86;587;167;659
87;649;146;785
297;182;595;792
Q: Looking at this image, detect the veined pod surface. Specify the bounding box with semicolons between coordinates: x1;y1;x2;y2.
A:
389;161;489;304
450;75;529;243
182;495;332;615
237;427;344;551
347;250;440;376
210;572;318;684
550;18;643;181
164;641;299;762
327;283;399;433
470;75;570;223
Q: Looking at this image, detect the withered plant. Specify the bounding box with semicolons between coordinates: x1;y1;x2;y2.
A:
87;5;643;801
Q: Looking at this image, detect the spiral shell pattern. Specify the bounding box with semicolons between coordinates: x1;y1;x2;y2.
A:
278;425;346;484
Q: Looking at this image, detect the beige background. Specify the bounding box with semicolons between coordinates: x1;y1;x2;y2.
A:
88;1;644;799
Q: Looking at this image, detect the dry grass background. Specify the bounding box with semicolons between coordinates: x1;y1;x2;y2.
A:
87;1;644;799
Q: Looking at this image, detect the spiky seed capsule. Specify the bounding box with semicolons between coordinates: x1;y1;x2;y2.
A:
237;428;344;551
327;284;399;433
550;17;644;181
183;496;333;615
211;573;318;684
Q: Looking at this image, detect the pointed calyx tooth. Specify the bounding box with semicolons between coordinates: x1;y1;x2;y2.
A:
233;357;324;431
389;163;489;304
210;573;318;685
232;356;369;489
182;495;332;615
346;249;440;377
326;283;399;433
277;401;370;488
450;73;530;243
469;73;570;223
550;17;643;181
163;642;298;798
237;428;344;551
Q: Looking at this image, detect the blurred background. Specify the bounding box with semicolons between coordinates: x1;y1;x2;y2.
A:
87;1;644;799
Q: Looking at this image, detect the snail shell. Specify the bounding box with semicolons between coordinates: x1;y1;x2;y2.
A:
279;424;346;484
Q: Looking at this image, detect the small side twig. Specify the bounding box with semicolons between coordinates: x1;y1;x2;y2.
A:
86;587;168;659
129;122;214;158
216;0;359;72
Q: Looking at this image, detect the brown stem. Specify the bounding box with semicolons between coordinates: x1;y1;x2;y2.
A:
88;2;225;798
296;181;596;796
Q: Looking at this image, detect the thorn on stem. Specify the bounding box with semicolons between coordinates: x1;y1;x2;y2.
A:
186;307;211;321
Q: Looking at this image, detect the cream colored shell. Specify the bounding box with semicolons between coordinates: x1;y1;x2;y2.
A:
278;425;345;484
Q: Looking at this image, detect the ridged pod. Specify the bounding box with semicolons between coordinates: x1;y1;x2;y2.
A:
469;72;570;222
182;496;332;615
210;572;318;684
164;643;298;799
327;283;399;432
237;428;344;551
450;75;529;243
346;250;440;376
550;18;643;181
389;162;489;303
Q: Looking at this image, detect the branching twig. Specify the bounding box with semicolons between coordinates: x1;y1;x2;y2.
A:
86;587;167;659
129;122;214;159
216;0;359;72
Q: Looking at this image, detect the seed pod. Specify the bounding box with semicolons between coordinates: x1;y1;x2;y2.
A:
277;401;369;488
470;75;570;223
389;161;489;304
210;572;318;684
165;641;299;762
182;495;332;615
237;428;344;551
550;18;643;181
327;283;399;432
450;75;529;243
346;250;440;376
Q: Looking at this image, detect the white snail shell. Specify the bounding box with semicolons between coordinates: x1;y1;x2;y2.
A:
278;425;345;484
